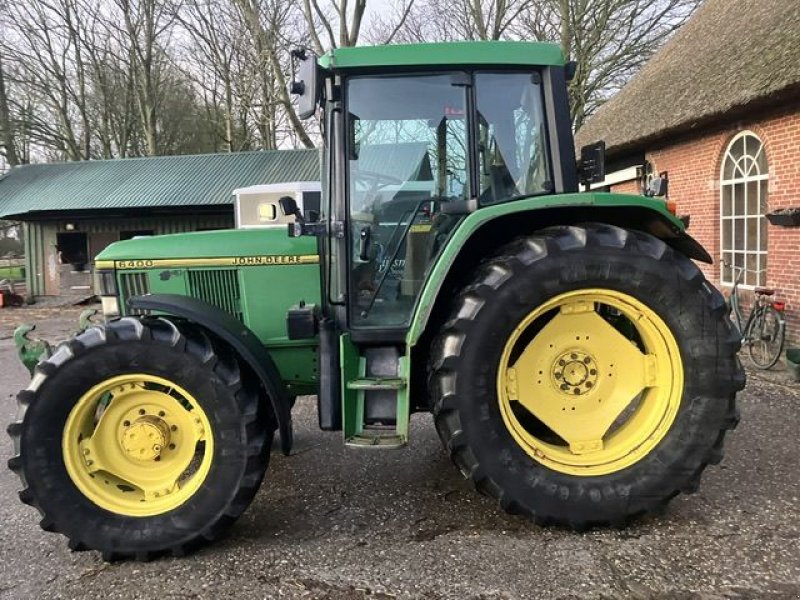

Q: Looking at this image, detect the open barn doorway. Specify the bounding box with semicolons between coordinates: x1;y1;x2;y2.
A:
56;232;88;271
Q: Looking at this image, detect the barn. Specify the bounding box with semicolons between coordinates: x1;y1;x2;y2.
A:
0;149;319;299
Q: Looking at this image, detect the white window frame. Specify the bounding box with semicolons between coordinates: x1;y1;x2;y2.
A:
719;131;768;289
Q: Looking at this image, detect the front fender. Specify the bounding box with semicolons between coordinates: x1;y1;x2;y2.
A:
129;294;293;455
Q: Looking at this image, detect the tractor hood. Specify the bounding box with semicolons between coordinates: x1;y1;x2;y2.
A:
95;227;317;267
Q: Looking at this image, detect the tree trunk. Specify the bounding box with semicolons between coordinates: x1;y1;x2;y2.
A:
0;55;20;167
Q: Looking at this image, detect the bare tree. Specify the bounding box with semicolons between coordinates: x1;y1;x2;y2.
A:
232;0;314;148
1;0;94;160
389;0;534;42
301;0;367;52
302;0;418;50
0;53;20;167
112;0;178;155
391;0;698;129
71;0;137;158
513;0;700;129
174;0;248;152
0;0;697;159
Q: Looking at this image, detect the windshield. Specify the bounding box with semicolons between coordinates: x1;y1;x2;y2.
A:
346;74;468;328
342;71;552;329
475;72;551;204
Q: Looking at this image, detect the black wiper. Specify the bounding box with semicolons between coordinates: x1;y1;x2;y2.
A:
360;199;428;319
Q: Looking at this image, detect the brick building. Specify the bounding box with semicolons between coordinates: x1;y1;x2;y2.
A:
576;0;800;346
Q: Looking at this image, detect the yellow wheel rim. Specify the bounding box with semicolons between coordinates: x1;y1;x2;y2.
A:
63;374;214;517
497;289;683;476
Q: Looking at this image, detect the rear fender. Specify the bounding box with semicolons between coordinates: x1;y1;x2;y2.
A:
129;294;293;455
408;192;711;348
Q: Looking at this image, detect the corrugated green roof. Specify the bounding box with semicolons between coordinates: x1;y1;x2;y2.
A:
0;149;320;219
319;41;564;70
357;143;432;181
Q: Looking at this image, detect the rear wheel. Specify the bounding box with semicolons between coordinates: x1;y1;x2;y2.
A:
429;224;744;528
7;317;273;560
745;305;784;369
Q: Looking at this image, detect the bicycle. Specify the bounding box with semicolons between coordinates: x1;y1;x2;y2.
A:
725;263;787;369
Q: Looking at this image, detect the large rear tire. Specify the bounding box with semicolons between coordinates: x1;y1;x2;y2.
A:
7;317;273;560
428;224;745;529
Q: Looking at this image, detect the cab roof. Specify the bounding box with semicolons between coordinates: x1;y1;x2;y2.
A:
318;41;564;71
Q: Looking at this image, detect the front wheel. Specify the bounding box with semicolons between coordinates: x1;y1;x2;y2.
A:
429;224;744;529
7;317;273;560
745;305;785;369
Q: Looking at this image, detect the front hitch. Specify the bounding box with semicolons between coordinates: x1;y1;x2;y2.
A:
14;309;102;375
14;324;52;376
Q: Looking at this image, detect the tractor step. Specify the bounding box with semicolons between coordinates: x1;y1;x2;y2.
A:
346;377;406;391
345;433;406;449
340;338;410;449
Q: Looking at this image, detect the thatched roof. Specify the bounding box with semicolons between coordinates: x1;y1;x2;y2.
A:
575;0;800;156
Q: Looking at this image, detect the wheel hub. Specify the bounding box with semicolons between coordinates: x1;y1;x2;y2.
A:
497;289;683;476
552;350;597;396
121;415;171;461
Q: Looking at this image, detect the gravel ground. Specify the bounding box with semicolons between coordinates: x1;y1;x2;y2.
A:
0;308;798;599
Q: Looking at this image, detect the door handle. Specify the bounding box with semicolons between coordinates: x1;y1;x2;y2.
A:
359;226;371;261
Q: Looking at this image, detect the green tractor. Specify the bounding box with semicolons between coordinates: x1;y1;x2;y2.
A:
7;41;744;561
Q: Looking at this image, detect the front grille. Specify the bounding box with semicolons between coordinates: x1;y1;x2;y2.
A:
120;272;150;314
187;269;243;321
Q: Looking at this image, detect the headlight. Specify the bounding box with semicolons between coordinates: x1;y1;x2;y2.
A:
101;296;120;318
94;269;118;296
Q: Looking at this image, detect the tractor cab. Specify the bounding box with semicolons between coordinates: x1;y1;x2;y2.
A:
291;43;578;336
286;42;583;447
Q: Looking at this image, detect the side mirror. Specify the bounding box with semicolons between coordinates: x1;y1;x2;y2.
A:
645;175;668;197
579;141;606;190
278;196;301;220
290;48;319;120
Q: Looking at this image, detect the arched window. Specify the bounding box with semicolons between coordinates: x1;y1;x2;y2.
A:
720;132;768;287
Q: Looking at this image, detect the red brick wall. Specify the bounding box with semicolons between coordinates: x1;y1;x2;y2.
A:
611;180;641;195
611;109;800;347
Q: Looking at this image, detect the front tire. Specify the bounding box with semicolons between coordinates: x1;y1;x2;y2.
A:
429;224;744;529
7;317;273;560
